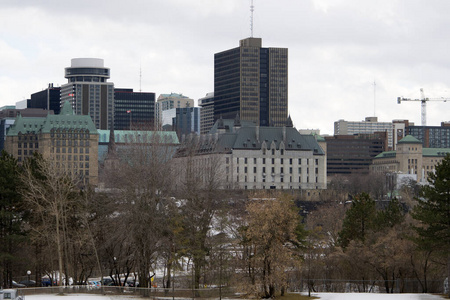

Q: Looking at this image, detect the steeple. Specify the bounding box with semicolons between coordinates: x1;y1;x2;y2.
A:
60;100;74;115
286;115;293;127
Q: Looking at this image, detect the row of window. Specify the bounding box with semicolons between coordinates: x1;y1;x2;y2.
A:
235;166;318;175
54;155;89;162
18;143;38;148
234;157;319;165
52;147;89;154
52;140;90;147
235;175;319;183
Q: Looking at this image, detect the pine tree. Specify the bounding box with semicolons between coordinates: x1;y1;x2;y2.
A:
0;151;27;288
412;154;450;297
338;192;377;248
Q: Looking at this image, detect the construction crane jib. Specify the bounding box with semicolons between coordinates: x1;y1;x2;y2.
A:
397;88;450;126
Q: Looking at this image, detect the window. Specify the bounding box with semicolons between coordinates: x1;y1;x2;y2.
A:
272;158;275;164
290;158;293;164
289;167;293;174
253;167;257;173
272;167;275;173
281;149;284;155
263;167;266;173
263;158;266;164
281;158;284;164
244;158;248;164
281;167;284;173
254;158;257;164
244;167;248;173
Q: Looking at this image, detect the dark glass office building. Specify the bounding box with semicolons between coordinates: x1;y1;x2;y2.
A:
29;83;61;114
325;133;387;176
114;88;155;130
214;37;288;127
172;107;200;139
406;123;450;148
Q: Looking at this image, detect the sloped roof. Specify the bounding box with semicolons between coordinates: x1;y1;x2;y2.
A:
7;103;98;136
374;148;450;159
422;148;450;157
398;135;422;144
198;120;324;155
374;151;397;159
97;130;179;144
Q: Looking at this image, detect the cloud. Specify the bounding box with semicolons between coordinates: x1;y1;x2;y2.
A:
1;0;450;134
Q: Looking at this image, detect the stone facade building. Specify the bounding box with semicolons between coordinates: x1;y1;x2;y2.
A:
371;135;450;184
173;117;326;190
5;101;99;186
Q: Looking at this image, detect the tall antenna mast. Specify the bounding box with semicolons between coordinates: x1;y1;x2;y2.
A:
139;64;142;92
373;80;376;116
250;0;254;37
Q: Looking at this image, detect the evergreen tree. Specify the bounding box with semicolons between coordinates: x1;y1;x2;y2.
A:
338;192;376;248
0;151;27;288
412;154;450;297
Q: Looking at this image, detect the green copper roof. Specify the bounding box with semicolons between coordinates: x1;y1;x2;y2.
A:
374;151;397;159
422;148;450;156
97;130;179;144
398;135;422;144
7;104;98;136
374;148;450;159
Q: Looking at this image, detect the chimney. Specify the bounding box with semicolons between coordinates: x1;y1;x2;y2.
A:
255;125;260;143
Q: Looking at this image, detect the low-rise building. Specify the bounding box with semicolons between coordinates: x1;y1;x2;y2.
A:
173;116;327;190
371;135;450;184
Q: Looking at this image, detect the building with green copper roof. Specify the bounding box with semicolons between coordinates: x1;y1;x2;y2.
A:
5;101;99;186
372;135;450;185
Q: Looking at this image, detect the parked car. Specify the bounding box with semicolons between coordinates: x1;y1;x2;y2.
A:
11;281;25;288
19;279;36;287
41;277;57;287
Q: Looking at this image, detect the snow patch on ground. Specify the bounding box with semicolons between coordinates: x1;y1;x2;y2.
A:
312;293;445;300
25;293;446;300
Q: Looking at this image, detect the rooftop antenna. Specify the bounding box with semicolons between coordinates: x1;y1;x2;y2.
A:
139;63;142;92
250;0;254;37
373;80;376;116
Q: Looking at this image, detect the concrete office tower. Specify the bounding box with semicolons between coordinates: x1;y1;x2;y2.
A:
198;92;214;134
214;37;288;127
334;117;403;150
155;93;194;130
61;58;114;130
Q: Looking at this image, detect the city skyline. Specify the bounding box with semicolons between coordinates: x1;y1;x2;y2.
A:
1;0;450;134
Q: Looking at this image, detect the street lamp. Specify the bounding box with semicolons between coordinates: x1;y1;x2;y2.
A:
27;270;31;286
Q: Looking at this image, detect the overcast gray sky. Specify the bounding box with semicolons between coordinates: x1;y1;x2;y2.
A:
1;0;450;135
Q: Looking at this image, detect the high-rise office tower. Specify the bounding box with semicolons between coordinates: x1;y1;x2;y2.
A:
114;88;155;130
155;93;194;130
198;92;214;134
61;58;114;130
214;37;288;127
29;83;61;114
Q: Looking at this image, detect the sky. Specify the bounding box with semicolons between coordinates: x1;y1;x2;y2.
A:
1;0;450;135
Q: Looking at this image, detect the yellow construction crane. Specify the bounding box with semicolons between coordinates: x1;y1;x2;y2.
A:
397;88;450;126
